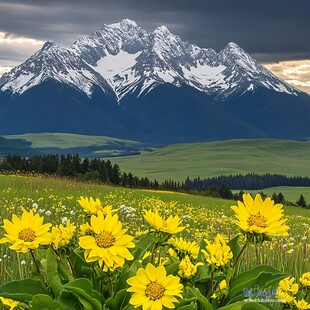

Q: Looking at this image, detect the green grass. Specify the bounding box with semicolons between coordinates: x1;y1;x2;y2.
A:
248;186;310;204
108;139;310;182
3;133;155;157
0;174;309;286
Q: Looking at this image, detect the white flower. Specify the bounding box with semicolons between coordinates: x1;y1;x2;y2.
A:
45;210;52;216
21;260;26;265
32;203;38;209
61;217;68;225
69;210;75;215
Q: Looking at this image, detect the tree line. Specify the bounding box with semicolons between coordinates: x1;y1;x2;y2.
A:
0;154;309;208
184;173;310;190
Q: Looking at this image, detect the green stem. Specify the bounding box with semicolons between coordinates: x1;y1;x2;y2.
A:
150;241;158;264
99;281;103;294
232;243;247;268
16;253;23;279
108;277;114;297
30;249;46;289
255;244;260;265
209;272;214;300
67;255;76;278
219;243;248;307
219;294;226;308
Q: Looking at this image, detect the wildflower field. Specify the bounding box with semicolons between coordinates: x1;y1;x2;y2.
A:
0;174;309;309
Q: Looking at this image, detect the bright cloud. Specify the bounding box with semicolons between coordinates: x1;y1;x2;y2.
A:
0;32;44;45
0;66;12;76
264;60;310;94
0;32;44;76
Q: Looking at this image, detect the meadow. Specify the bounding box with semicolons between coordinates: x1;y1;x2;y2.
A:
109;139;310;182
0;173;309;290
0;175;310;276
3;133;154;158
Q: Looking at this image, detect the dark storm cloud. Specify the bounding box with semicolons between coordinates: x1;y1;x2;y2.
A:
0;0;309;62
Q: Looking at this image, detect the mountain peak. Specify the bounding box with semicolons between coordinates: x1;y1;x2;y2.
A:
109;18;138;29
226;42;240;49
222;42;245;55
41;40;56;50
153;25;172;37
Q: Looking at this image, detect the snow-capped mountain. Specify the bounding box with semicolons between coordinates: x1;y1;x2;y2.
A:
0;19;310;143
0;19;299;101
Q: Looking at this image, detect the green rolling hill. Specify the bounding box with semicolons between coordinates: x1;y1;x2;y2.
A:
107;139;310;181
3;133;155;158
0;136;37;157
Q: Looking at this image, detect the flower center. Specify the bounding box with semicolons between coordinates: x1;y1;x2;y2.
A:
95;231;115;248
145;282;165;300
162;221;168;228
247;214;267;228
18;228;36;242
95;204;103;211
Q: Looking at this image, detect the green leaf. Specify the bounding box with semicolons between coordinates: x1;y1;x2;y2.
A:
175;303;197;310
227;236;241;262
77;295;95;310
0;279;47;303
175;297;198;309
31;294;64;310
58;259;74;283
68;249;90;278
121;304;136;310
228;265;287;302
46;247;63;297
57;290;84;310
132;233;153;260
165;262;180;276
115;261;142;292
106;288;130;310
194;265;211;283
188;287;213;310
63;278;102;310
220;301;270;309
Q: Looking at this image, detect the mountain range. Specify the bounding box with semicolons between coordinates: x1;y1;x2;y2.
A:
1;19;310;143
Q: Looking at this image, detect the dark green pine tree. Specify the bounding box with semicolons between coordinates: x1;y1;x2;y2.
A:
296;194;307;208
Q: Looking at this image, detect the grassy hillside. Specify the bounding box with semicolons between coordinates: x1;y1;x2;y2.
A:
0;173;309;284
248;186;310;203
3;132;155;157
108;139;310;181
0;136;37;157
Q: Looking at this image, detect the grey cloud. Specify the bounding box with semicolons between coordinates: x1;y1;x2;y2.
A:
0;0;309;63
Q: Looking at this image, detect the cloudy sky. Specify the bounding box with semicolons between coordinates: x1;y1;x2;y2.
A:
1;0;310;93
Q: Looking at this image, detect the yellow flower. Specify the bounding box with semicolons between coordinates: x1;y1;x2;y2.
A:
219;279;227;291
300;272;310;287
294;299;310;310
169;237;200;259
77;196;115;215
51;220;76;250
127;263;183;310
0;297;19;309
0;210;52;253
144;210;184;234
79;223;92;236
201;234;233;269
231;193;289;241
277;277;299;304
178;255;202;279
79;211;135;271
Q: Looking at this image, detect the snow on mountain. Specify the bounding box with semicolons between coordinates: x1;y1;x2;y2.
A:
0;41;113;97
0;19;300;101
